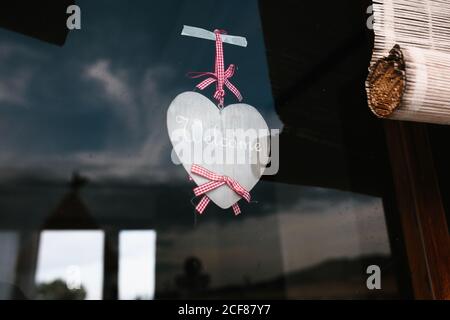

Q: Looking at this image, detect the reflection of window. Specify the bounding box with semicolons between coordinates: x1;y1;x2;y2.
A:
35;231;104;300
119;231;156;300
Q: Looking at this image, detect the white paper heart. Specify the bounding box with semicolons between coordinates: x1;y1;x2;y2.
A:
167;91;270;209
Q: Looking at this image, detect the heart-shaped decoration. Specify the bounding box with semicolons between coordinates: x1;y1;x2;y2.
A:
167;91;270;209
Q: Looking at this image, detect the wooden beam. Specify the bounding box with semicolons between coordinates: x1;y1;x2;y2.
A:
384;121;450;299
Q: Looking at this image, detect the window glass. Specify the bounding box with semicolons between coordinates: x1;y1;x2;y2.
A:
119;230;156;300
35;231;104;300
0;0;411;299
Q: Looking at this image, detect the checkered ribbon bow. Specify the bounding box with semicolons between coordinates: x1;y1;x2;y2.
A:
191;164;251;215
188;30;243;107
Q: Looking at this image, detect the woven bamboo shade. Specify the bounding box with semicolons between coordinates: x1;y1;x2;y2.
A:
367;0;450;124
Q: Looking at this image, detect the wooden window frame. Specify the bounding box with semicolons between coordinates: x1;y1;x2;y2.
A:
384;121;450;299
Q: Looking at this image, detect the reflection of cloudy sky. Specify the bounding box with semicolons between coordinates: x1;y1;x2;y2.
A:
0;0;281;183
0;0;398;299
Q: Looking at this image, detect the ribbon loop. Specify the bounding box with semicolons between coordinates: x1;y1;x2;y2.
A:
188;29;243;107
190;164;250;215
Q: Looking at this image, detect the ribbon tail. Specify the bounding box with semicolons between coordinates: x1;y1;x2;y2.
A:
225;79;243;101
187;71;216;78
232;203;241;216
224;64;236;77
226;180;251;203
196;196;210;214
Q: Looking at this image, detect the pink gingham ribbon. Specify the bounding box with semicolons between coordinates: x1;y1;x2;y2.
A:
188;30;243;107
190;164;250;216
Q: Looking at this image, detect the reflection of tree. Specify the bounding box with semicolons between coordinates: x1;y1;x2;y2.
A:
36;279;86;300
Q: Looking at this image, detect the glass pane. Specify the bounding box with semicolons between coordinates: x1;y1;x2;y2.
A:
35;231;104;300
0;0;412;299
119;230;156;300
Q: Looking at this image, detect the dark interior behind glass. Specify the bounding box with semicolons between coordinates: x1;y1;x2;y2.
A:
0;0;413;300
